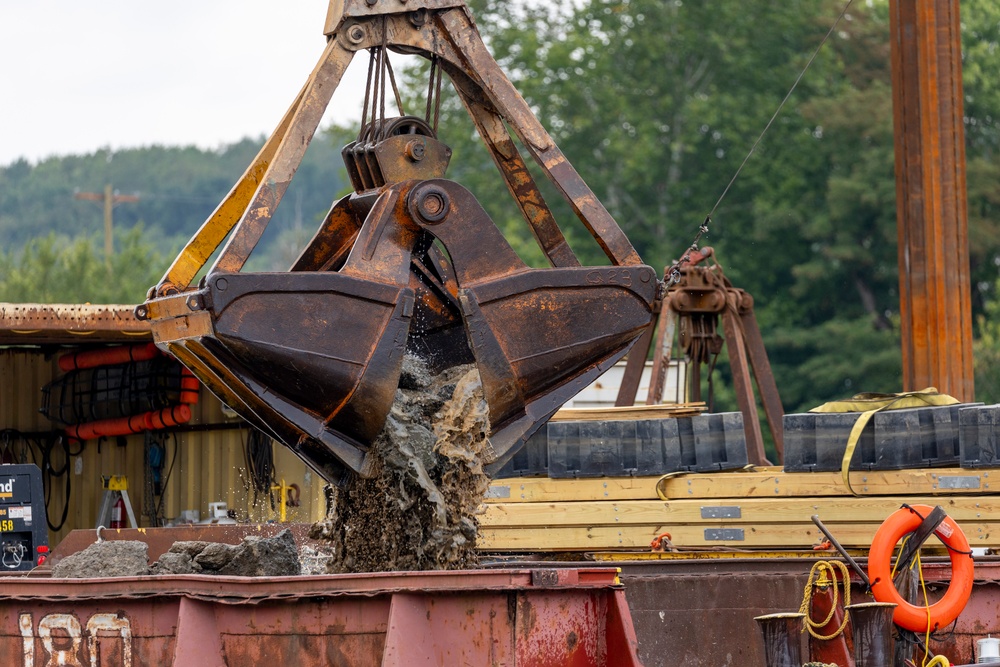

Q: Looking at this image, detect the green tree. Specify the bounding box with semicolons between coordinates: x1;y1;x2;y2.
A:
975;274;1000;404
0;227;168;304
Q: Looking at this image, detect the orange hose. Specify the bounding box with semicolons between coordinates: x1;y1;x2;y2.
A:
58;343;160;372
145;404;192;430
66;413;149;440
179;368;200;404
65;404;192;440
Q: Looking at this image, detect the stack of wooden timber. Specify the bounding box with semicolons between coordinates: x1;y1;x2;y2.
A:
479;466;1000;552
549;402;707;421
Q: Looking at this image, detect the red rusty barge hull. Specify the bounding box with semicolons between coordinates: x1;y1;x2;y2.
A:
613;557;1000;667
0;568;642;666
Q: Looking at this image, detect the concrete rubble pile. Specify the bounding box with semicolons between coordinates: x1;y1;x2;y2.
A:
51;528;301;578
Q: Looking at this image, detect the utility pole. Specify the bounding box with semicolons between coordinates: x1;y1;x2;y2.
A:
74;184;140;268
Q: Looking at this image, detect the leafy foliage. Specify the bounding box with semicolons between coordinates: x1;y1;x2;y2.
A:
975;275;1000;404
0;227;168;304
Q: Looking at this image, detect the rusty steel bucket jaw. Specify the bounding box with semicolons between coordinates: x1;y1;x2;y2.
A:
404;180;658;472
137;185;425;483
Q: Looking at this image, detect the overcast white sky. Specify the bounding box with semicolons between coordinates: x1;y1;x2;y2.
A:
0;2;377;166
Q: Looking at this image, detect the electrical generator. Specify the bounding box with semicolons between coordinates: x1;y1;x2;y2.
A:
0;464;48;571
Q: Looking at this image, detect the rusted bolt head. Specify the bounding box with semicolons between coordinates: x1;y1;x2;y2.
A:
405;139;426;161
346;24;366;45
409;8;428;27
216;277;228;292
365;0;378;6
187;296;201;311
133;304;148;321
408;184;450;224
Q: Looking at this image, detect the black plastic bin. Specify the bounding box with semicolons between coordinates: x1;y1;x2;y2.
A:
783;402;981;472
545;412;747;478
493;429;549;478
678;412;748;472
959;404;1000;468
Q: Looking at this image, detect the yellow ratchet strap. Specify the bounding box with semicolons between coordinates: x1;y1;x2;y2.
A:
808;388;959;495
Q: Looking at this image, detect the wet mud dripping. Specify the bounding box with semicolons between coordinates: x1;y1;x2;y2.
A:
311;354;491;572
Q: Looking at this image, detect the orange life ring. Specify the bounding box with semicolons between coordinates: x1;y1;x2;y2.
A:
868;504;974;632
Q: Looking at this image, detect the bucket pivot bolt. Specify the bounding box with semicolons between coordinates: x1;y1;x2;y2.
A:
409;184;451;224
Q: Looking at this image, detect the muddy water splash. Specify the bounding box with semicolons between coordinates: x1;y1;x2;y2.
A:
310;354;491;572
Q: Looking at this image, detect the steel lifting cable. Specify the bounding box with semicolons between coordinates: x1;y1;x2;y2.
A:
797;559;852;640
381;20;405;117
379;20;388;128
425;56;438;125
433;59;444;134
360;48;378;138
667;0;857;285
372;46;384;133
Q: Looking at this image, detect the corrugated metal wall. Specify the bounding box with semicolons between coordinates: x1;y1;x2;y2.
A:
0;348;327;547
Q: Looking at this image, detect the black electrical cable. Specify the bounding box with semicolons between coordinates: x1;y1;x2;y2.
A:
245;427;274;508
154;433;179;522
49;436;83;532
44;460;71;533
4;430;84;533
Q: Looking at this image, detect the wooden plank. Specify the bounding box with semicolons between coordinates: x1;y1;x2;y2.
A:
550;403;706;422
487;467;996;503
480;496;1000;528
479;520;1000;551
486;477;661;503
479;523;874;550
658;467;993;499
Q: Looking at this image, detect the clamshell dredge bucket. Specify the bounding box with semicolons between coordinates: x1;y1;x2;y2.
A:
140;180;656;481
138;0;660;483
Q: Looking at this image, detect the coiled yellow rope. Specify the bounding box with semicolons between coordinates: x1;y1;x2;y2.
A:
798;560;852;640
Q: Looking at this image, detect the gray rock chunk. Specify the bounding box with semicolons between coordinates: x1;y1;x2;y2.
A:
168;540;211;558
52;541;150;578
152;551;201;575
218;529;300;577
193;542;235;571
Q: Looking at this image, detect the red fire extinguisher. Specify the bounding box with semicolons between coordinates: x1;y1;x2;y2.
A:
110;495;125;529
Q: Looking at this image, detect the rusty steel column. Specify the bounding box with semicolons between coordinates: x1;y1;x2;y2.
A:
890;0;974;401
